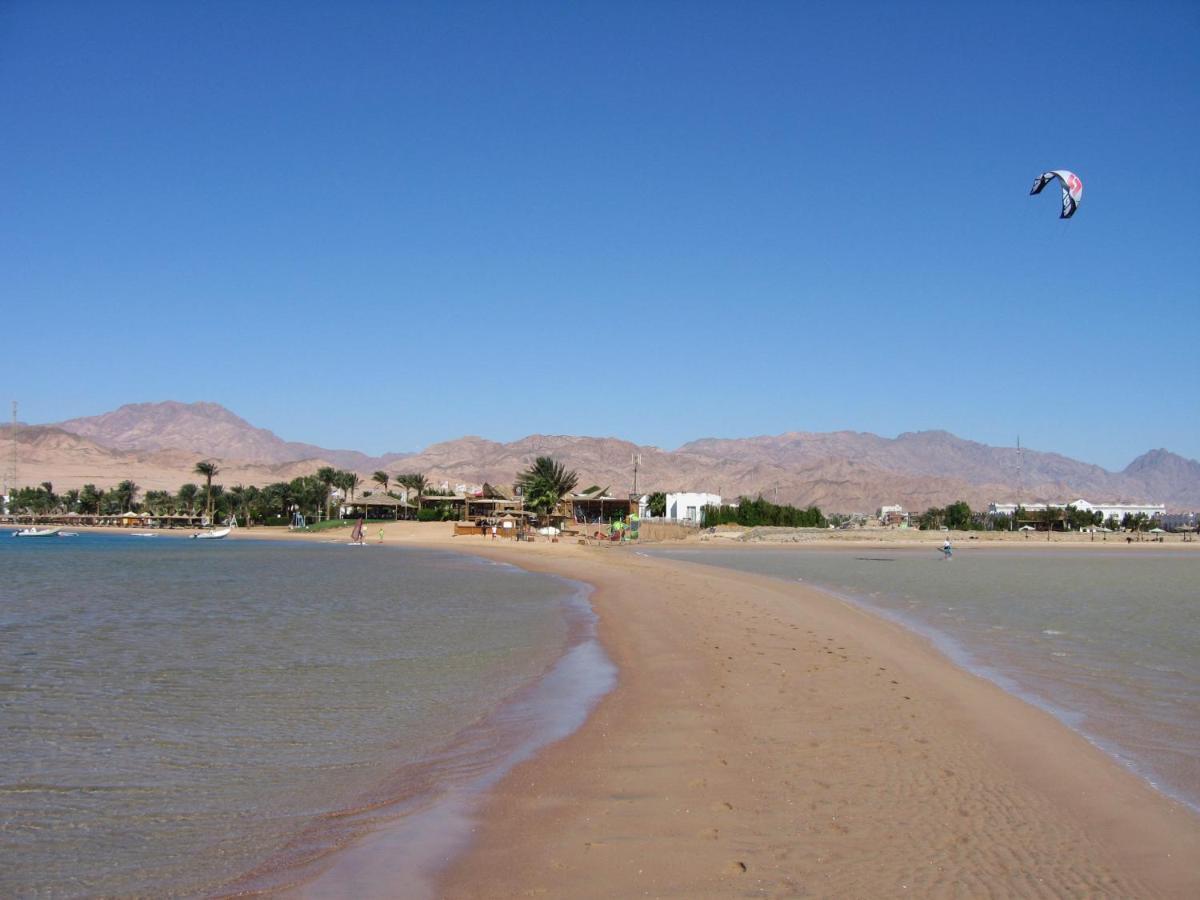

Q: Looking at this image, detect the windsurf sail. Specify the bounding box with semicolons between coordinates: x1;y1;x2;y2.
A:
351;518;365;542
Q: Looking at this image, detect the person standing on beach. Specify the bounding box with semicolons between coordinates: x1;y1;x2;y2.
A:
378;527;385;544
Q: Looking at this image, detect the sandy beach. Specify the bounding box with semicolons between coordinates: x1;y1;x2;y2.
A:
434;539;1199;898
57;524;1200;895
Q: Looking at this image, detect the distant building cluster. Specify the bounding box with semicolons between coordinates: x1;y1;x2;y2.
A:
877;504;910;527
987;499;1165;521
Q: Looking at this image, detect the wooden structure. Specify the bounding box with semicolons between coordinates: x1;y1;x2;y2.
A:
341;492;411;520
565;487;636;525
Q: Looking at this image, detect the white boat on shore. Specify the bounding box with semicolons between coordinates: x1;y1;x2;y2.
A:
191;527;231;540
13;527;62;537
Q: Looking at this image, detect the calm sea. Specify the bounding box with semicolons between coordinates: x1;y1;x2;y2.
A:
0;532;613;898
648;546;1200;814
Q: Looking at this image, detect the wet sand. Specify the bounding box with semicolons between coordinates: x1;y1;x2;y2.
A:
434;541;1199;898
60;524;1200;895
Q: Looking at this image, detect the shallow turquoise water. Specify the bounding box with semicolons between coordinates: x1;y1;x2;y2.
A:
0;532;597;897
648;546;1200;813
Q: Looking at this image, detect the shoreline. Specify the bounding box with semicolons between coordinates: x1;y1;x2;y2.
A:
646;543;1200;817
38;525;1200;895
432;543;1200;898
274;572;615;900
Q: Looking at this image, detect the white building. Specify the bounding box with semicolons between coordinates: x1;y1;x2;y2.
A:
640;492;721;524
988;498;1165;522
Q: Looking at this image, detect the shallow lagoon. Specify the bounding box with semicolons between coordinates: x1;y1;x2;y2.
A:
1;532;605;896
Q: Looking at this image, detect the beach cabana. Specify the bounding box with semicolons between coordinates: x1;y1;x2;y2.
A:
566;487;635;525
465;497;522;519
341;493;411;520
417;494;468;520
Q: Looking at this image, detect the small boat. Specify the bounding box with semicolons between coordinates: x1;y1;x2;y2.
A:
58;532;79;537
192;527;232;540
14;527;62;537
130;532;158;538
348;518;367;546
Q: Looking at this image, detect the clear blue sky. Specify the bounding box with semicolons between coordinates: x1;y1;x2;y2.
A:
3;1;1197;470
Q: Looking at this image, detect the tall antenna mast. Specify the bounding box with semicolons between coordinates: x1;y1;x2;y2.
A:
1017;435;1023;511
632;452;641;496
6;401;17;501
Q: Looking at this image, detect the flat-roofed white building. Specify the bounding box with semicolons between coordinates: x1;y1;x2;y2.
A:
640;492;721;523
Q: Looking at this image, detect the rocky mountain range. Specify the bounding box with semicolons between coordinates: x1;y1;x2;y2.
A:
54;401;400;471
2;401;1196;513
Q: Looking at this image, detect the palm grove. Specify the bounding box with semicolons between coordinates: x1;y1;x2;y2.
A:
5;462;439;526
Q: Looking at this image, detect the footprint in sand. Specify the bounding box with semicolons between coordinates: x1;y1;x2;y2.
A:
724;861;748;874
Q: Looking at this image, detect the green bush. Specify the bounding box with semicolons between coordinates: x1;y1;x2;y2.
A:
702;496;825;528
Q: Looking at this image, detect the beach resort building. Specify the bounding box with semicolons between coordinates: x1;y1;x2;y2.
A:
569;487;636;525
339;492;411;520
877;504;909;526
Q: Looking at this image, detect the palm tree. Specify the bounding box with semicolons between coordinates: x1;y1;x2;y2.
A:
143;490;171;515
409;474;428;513
516;457;578;525
194;460;220;523
372;471;389;494
335;471;361;517
228;484;251;526
177;483;199;515
115;480;140;512
394;474;412;517
316;466;338;521
396;473;428;515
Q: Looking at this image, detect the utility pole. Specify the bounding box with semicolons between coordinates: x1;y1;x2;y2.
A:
5;401;16;503
632;453;641;496
1015;435;1023;531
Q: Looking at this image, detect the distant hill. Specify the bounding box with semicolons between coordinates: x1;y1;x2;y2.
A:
1;424;337;493
13;401;1197;512
54;401;409;471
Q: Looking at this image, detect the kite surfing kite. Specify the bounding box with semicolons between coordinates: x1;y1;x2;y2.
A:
1030;170;1083;219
